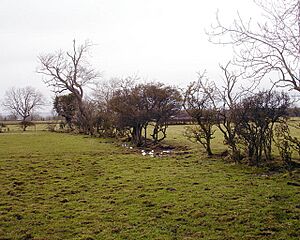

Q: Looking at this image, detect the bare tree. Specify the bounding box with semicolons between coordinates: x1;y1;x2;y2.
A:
184;72;217;156
3;86;44;131
208;0;300;91
93;76;137;107
214;63;255;161
38;40;100;134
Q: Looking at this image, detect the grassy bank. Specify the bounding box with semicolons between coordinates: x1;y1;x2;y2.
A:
0;129;299;239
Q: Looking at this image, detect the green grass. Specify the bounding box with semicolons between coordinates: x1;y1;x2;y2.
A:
0;128;299;239
165;125;227;154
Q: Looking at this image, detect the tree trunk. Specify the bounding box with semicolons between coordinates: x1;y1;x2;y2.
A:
144;124;148;146
77;98;93;135
231;145;241;163
22;117;27;131
206;136;213;156
132;124;143;146
152;125;159;144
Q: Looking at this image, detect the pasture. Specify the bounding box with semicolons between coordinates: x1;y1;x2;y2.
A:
0;126;299;239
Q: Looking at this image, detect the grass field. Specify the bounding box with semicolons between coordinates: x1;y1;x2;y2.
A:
0;127;299;239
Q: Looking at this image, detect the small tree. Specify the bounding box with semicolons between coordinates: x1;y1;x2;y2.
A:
213;63;256;162
109;84;149;146
235;91;290;165
184;73;217;156
142;83;182;144
108;81;182;146
3;86;44;131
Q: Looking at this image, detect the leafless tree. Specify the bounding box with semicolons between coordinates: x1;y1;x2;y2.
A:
3;86;44;131
93;76;137;107
213;63;256;161
208;0;300;91
38;40;100;134
184;72;217;156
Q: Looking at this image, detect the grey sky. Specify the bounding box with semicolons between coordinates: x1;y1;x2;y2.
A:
0;0;260;112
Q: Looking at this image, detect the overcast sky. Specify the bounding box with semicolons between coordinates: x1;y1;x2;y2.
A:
0;0;260;112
